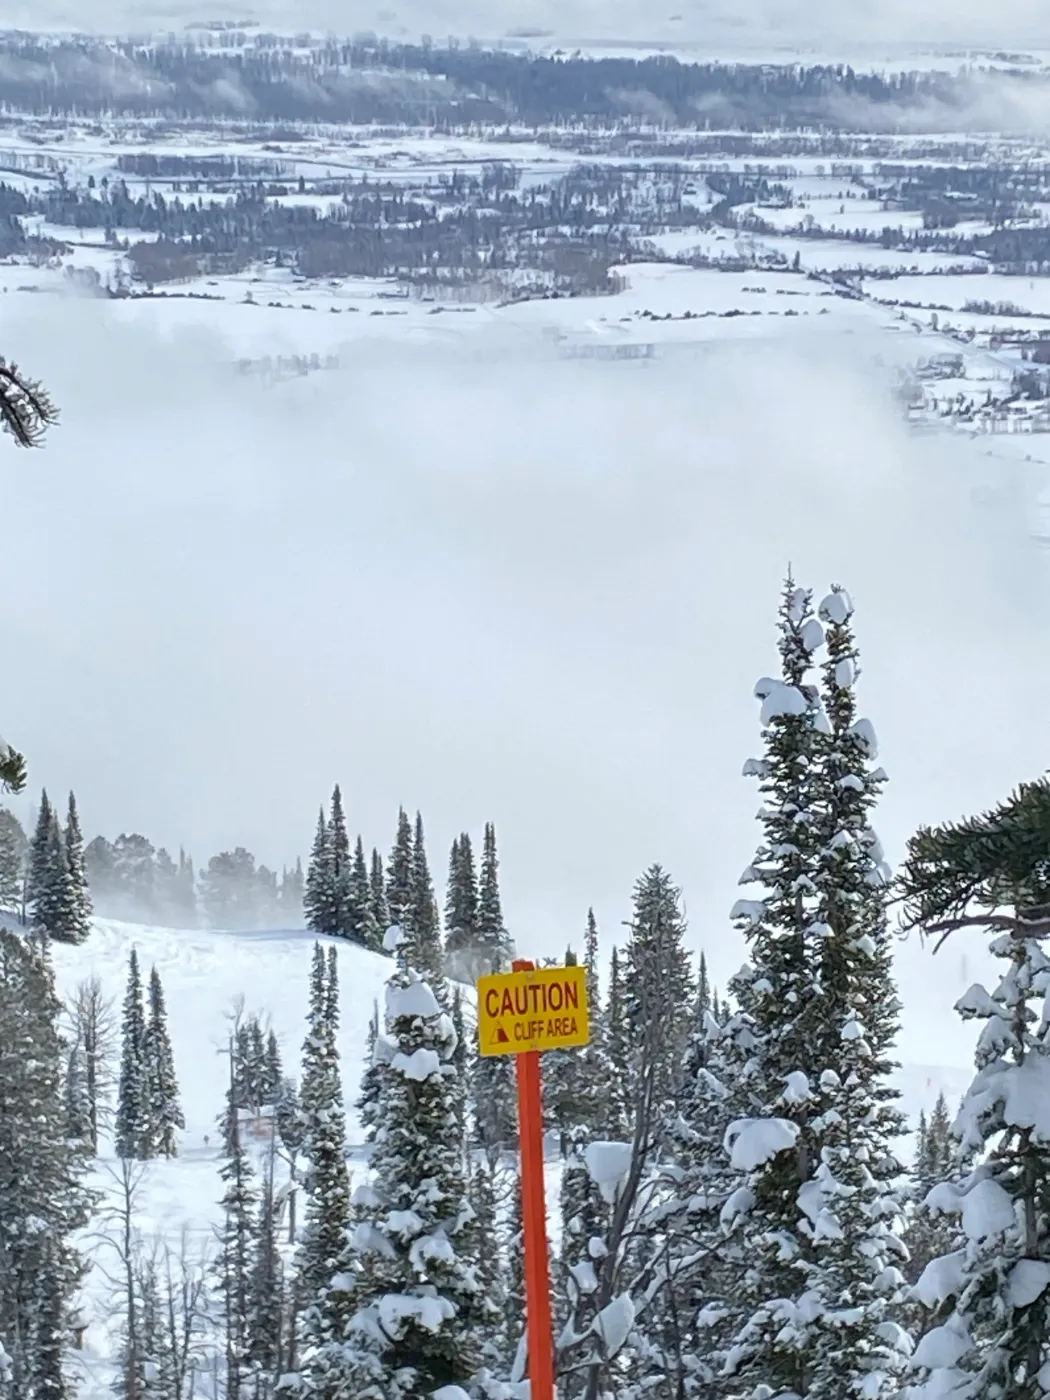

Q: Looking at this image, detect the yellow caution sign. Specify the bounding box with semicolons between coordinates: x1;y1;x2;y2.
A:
477;964;590;1058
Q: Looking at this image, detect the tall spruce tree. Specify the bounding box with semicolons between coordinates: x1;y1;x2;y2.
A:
904;1093;956;1290
355;999;382;1143
349;836;378;949
143;966;183;1158
602;946;632;1141
476;822;511;973
369;848;388;939
327;785;351;937
0;808;26;911
623;864;694;1113
721;579;835;1400
803;586;908;1400
722;579;909;1400
63;793;92;946
303;809;331;935
296;944;352;1365
215;1045;258;1400
386;808;414;934
0;928;94;1400
27;795;75;944
26;792;53;922
471;824;516;1159
340;939;482;1399
408;812;445;998
444;834;480;982
115;948;153;1159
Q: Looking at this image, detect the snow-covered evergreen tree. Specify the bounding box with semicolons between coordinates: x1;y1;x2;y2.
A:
327;785;351;937
349;836;379;950
721;579;841;1399
369;848;388;940
408;812;445;999
476;823;511;973
445;834;480;982
356;999;382;1143
723;579;909;1400
63;793;92;946
0;808;26;911
624;864;694;1113
904;1095;956;1289
303;809;332;935
296;944;352;1365
786;586;910;1400
215;1046;258;1400
115;948;153;1159
386;808;414;934
143;965;183;1158
896;773;1050;1400
248;1138;285;1394
27;793;76;944
602;946;632;1140
0;928;94;1400
343;938;482;1398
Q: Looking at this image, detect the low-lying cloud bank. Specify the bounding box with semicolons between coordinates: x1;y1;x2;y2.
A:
0;292;1043;1067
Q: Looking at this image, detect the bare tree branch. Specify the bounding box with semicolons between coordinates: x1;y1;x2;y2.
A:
0;360;58;448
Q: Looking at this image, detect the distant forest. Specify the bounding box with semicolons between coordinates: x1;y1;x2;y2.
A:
0;33;1042;130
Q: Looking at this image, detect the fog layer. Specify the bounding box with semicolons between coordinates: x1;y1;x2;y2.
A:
2;295;1044;1066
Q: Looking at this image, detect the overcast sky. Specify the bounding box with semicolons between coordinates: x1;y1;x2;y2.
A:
2;291;1047;1069
6;0;1049;57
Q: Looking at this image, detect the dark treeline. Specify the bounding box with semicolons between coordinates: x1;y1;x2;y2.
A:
0;162;701;291
0;32;1041;130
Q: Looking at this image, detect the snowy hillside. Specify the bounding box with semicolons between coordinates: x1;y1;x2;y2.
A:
48;918;393;1148
13;915;972;1398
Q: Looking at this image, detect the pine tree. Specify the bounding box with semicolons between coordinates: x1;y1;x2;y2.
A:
0;807;26;910
385;808;414;934
63;792;93;945
369;848;388;939
349;835;378;949
408;812;445;1001
476;822;510;973
803;586;908;1400
558;1144;608;1348
904;1093;956;1289
472;1050;517;1163
343;948;482;1399
27;793;76;944
303;809;332;935
722;579;909;1400
623;864;694;1113
355;999;382;1143
262;1031;283;1105
296;944;352;1360
577;909;611;1137
115;948;153;1159
0;929;94;1400
143;965;183;1158
463;1159;505;1366
26;791;54;919
450;986;470;1148
327;785;351;937
248;1137;284;1394
721;578;831;1399
602;946;632;1140
215;1045;258;1400
445;834;480;981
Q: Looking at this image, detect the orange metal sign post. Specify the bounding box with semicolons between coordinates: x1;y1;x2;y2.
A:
478;958;591;1400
